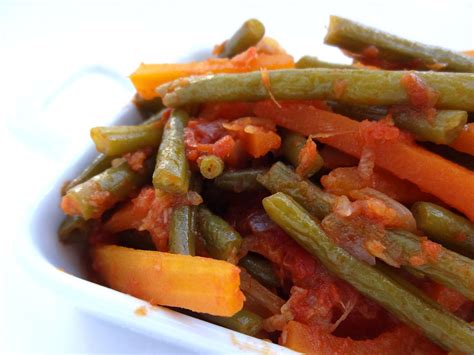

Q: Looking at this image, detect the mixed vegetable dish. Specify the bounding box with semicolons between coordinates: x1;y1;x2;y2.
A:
59;17;474;354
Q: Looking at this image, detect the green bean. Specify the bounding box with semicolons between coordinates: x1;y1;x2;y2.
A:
132;93;165;118
213;168;266;193
374;262;451;310
158;69;474;111
260;162;474;300
329;102;468;144
90;122;163;157
197;206;242;262
296;55;355;69
392;108;467;144
62;112;164;195
153;109;190;194
240;269;285;315
262;192;474;353
62;158;154;220
218;19;265;58
58;215;93;244
238;253;280;289
383;229;474;301
169;205;197;256
281;130;323;177
324;15;474;72
256;162;335;220
412;202;474;258
198;309;263;336
61;154;114;195
198;155;225;179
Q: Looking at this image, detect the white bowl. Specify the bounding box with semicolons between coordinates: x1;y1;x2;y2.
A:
19;102;297;354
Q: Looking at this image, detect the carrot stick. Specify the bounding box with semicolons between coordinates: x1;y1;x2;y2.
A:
254;101;474;220
92;245;244;316
130;49;294;100
450;123;474;156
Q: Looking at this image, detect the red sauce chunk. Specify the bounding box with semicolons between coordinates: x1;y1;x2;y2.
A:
400;72;439;110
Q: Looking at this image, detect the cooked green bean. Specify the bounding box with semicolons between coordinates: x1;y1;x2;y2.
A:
383;229;474;301
262;192;474;353
158;69;474;111
61;154;114;195
62;158;154;220
198;309;263;336
257;162;335;220
375;262;453;310
281;130;323;177
169;205;197;256
198;155;225;179
90;122;163;157
392;108;467;144
238;253;280;289
58;215;93;244
197;206;242;262
329;102;468;144
62;112;164;195
153;109;190;194
412;202;474;258
296;55;355;69
214;168;266;193
132;93;165;118
324;15;474;72
218;19;265;58
260;162;474;300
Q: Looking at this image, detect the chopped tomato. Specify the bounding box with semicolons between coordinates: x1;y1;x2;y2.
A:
400;72;439;111
321;166;433;205
296;138;320;177
282;321;444;355
122;147;153;172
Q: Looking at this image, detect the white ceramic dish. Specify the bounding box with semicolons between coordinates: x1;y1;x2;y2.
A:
20;102;297;354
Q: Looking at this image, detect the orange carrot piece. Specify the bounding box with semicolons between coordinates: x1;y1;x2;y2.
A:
463;50;474;57
130;49;294;100
281;321;443;355
223;117;281;158
240;126;281;158
93;245;244;316
450;123;474;156
254;101;474;220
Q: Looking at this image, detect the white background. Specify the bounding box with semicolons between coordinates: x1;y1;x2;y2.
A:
1;0;473;353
